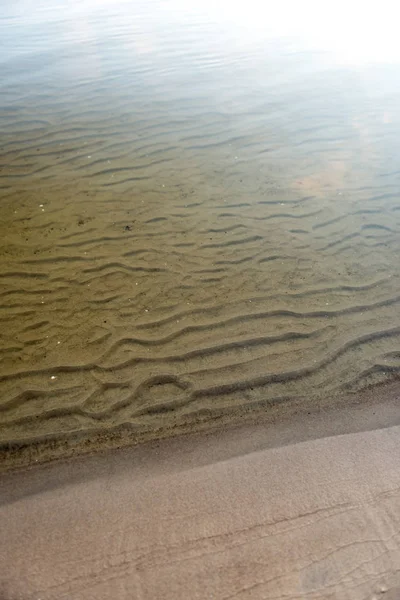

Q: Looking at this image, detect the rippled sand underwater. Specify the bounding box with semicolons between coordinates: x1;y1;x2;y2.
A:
1;0;400;464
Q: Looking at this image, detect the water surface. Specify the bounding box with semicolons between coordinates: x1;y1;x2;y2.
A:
1;0;400;461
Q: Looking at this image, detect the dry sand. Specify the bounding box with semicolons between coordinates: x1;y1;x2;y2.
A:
2;387;400;600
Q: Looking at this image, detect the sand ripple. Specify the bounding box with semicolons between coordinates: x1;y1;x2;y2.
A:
1;0;400;461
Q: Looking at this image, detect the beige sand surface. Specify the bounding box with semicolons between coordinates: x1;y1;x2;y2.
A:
2;397;400;600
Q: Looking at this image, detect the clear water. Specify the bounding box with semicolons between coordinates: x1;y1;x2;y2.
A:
1;0;400;459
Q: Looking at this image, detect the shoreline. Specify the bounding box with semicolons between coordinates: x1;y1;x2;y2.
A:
2;381;400;598
1;377;400;473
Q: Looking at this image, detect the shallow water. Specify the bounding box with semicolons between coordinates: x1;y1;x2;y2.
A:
1;0;400;459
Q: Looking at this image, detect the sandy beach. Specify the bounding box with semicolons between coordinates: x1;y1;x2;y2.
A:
1;2;400;598
2;384;400;600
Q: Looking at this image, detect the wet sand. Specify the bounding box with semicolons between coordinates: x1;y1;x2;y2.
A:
2;171;400;470
2;383;400;599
